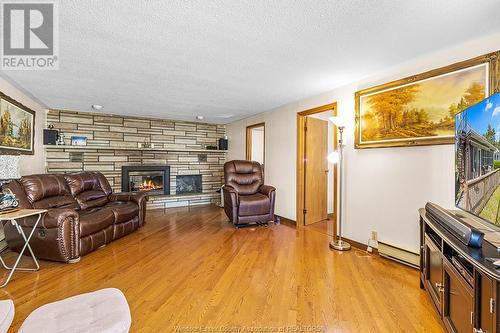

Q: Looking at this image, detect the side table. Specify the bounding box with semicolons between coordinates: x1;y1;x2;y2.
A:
0;209;47;287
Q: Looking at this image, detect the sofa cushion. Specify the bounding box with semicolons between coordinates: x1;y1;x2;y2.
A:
238;193;271;216
93;172;113;196
79;208;115;237
20;174;71;204
64;173;110;210
64;172;100;196
105;201;138;224
224;160;263;195
32;195;80;210
3;180;33;209
75;190;109;210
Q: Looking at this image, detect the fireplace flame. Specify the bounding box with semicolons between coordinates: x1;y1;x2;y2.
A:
139;178;162;191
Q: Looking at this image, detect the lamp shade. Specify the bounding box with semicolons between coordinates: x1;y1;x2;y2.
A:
328;116;346;128
327;151;340;164
0;155;21;180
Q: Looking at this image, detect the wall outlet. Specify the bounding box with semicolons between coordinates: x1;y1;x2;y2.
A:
371;231;378;241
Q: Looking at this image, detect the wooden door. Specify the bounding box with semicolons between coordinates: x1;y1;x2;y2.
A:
304;117;328;225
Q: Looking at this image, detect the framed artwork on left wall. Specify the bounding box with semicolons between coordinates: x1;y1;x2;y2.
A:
0;92;35;155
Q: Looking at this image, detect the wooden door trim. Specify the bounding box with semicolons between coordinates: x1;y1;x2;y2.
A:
246;122;265;161
296;102;337;230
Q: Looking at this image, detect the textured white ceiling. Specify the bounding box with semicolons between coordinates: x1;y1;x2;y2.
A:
2;0;500;123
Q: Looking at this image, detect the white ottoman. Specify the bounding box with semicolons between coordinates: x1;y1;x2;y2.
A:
19;288;131;333
0;300;14;333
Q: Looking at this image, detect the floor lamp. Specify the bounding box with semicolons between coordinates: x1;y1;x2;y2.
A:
328;117;351;251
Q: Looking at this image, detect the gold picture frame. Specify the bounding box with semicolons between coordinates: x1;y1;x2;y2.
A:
354;51;500;149
0;91;36;155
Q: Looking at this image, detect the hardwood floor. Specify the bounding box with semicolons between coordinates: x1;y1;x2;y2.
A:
1;205;442;332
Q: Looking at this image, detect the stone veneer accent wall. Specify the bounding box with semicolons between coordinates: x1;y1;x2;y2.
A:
46;110;226;209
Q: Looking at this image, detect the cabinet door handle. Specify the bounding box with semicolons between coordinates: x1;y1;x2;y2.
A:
474;329;486;333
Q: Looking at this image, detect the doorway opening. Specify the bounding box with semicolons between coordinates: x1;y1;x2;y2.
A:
296;103;337;233
246;122;265;169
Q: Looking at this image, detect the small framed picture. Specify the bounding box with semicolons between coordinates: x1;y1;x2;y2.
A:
71;136;87;146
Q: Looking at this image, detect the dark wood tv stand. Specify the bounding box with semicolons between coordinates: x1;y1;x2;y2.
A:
420;208;500;333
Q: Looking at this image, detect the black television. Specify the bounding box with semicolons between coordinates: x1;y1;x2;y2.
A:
455;92;500;226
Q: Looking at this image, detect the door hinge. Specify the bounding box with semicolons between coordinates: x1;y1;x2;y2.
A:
304;126;307;132
303;209;307;214
471;311;474;325
490;298;495;313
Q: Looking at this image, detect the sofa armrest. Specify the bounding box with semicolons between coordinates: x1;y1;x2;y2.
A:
4;208;80;262
109;191;148;205
259;185;276;197
223;185;239;205
223;185;239;224
109;192;148;226
259;185;276;221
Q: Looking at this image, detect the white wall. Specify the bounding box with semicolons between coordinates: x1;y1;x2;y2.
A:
227;32;500;251
0;76;46;175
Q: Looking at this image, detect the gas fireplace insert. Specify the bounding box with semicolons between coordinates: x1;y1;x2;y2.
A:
121;166;170;195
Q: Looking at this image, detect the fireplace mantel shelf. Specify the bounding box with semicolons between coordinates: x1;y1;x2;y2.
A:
44;145;227;153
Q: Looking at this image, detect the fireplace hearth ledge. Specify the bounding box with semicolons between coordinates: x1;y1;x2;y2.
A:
151;192;213;199
146;192;220;210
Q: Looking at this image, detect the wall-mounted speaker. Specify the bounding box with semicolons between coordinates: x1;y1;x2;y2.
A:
43;129;58;145
218;138;228;150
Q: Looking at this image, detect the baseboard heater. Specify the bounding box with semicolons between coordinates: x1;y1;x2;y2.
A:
378;241;419;268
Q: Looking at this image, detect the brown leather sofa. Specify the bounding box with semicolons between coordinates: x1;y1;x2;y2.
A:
223;160;276;227
3;172;147;263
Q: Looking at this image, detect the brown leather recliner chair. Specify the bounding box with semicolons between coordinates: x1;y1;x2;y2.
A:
223;160;276;227
3;172;147;263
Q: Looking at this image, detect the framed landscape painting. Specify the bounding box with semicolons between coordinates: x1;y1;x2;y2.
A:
355;51;500;149
0;92;35;155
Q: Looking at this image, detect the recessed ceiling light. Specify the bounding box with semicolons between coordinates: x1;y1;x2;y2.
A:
196;115;204;120
92;104;103;111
